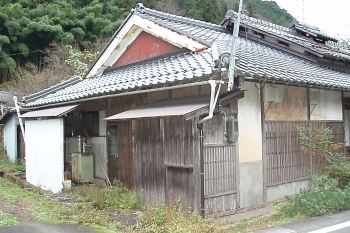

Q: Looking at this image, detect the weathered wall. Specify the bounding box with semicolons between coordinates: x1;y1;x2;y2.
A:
132;117;200;213
264;84;308;121
267;180;309;202
117;120;133;189
238;82;263;208
3;114;17;162
310;89;342;120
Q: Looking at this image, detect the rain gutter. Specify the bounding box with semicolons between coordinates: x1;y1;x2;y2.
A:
21;76;222;110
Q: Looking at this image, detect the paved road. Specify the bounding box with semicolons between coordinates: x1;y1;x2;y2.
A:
251;210;350;233
0;222;98;233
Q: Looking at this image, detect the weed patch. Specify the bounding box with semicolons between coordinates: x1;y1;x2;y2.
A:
0;209;19;226
137;205;217;233
72;180;142;212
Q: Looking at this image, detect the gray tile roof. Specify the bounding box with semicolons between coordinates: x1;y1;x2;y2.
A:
25;51;215;107
23;4;350;108
292;19;337;42
222;10;350;62
133;4;231;45
234;37;350;89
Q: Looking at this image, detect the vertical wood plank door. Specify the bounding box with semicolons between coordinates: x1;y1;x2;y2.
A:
204;144;237;216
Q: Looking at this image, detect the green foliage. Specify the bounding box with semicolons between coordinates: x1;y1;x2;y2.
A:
296;126;344;170
0;138;25;173
278;126;350;218
233;0;293;26
0;209;19;226
329;162;350;190
64;45;99;76
0;0;127;80
187;0;225;24
278;181;350;218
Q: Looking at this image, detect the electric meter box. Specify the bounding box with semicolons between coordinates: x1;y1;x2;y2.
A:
226;117;239;143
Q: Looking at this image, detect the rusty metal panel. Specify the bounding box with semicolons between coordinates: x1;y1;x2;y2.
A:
21;105;79;118
114;31;183;67
204;144;237;216
105;96;209;121
264;121;344;187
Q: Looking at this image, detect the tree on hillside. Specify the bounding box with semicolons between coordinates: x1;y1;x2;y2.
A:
187;0;224;24
0;0;127;82
157;0;185;16
1;39;105;99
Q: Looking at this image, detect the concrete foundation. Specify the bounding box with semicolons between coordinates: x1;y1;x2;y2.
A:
239;160;263;208
267;180;310;202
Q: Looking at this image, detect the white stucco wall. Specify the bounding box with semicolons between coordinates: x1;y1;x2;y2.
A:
3;114;17;162
310;89;342;120
238;82;263;163
238;82;264;208
345;110;350;147
26;119;64;193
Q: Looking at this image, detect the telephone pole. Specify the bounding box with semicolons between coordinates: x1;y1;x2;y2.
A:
227;0;243;91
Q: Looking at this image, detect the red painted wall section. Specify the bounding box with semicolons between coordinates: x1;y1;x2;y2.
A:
114;31;183;67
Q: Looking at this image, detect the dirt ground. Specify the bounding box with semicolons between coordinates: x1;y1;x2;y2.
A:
0;196;31;223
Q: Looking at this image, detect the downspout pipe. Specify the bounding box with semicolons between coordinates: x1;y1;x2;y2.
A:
13;96;25;144
197;122;204;217
197;79;223;217
198;80;223;124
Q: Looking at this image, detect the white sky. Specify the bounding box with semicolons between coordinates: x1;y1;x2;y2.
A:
268;0;350;40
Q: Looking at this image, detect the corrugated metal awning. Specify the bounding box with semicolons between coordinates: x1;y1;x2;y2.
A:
105;96;210;121
20;105;79;118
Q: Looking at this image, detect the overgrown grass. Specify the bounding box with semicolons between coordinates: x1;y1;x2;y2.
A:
0;178;123;232
137;205;218;233
0;141;25;173
72;180;142;212
0;176;295;233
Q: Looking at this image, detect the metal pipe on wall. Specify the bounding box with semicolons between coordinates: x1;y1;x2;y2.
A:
198;80;224;124
197;122;205;217
13;96;25;144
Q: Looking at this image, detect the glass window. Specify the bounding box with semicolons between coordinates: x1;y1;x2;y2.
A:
108;125;118;156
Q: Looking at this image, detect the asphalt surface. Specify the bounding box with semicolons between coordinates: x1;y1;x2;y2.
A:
0;222;98;233
250;210;350;233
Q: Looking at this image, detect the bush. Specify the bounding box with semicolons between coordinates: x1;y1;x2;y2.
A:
278;185;350;217
278;126;350;218
329;162;350;190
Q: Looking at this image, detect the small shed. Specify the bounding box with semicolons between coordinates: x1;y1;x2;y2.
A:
106;92;244;216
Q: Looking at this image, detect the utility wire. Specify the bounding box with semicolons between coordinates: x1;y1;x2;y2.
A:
0;49;43;58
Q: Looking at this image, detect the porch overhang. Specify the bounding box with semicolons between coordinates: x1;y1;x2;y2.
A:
106;96;209;121
20;104;79;118
105;90;245;121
